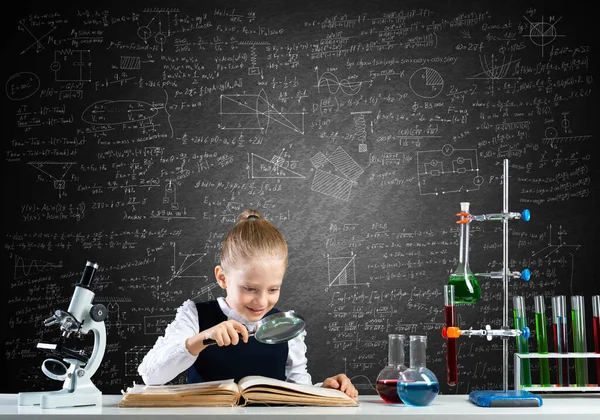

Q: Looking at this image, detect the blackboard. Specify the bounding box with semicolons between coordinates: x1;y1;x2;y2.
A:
2;0;598;396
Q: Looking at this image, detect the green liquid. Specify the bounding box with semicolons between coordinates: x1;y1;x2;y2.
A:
514;315;532;387
571;309;589;386
448;272;481;305
535;312;551;387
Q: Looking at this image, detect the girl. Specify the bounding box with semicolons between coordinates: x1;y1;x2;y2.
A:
138;209;358;398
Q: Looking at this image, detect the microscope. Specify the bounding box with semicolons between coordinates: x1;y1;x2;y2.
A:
18;261;108;408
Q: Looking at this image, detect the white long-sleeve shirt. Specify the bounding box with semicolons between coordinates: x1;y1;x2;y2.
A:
138;297;315;386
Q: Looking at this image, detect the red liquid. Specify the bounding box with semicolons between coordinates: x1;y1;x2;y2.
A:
593;316;600;385
553;322;569;386
376;379;403;404
444;305;458;386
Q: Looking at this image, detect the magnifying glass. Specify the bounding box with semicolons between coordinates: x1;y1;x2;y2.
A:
203;310;305;345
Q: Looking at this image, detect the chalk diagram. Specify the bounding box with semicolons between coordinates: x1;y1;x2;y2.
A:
247;150;305;179
239;41;270;77
138;7;179;51
409;67;444;98
80;89;173;138
523;15;565;57
17;18;58;55
542;113;592;150
416;144;483;195
50;49;92;82
163;180;180;210
13;255;62;280
167;242;207;284
27;160;76;198
125;346;152;376
219;89;306;134
326;253;369;291
310;147;364;201
467;54;520;96
315;67;368;96
97;297;138;339
351;111;371;152
529;225;581;295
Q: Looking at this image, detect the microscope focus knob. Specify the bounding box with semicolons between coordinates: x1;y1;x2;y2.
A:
89;304;108;322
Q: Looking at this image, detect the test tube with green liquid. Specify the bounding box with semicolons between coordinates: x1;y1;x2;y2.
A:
534;295;551;386
513;295;531;387
571;295;588;387
552;295;569;386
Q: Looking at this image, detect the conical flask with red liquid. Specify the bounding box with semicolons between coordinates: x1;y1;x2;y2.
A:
376;334;407;404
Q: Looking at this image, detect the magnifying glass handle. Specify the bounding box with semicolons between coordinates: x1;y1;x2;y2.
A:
203;332;255;346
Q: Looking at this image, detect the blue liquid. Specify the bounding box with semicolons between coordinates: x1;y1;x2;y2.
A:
397;381;439;406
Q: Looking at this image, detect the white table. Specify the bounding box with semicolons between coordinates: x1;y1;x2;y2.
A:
1;394;599;419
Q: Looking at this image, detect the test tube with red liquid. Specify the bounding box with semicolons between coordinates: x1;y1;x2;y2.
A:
552;295;569;387
444;284;458;386
593;295;600;386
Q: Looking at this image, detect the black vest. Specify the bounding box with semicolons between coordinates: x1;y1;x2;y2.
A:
188;301;288;383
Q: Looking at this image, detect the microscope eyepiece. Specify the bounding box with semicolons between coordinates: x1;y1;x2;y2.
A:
78;261;99;287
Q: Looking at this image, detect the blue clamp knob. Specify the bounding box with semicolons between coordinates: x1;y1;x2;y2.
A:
521;209;531;222
521;327;530;339
521;269;531;281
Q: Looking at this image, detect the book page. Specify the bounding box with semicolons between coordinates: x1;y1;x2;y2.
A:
238;375;354;400
126;379;237;395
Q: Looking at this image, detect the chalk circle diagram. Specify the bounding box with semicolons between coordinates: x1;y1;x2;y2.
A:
6;72;40;100
409;67;444;98
416;144;483;195
219;89;305;134
81;99;159;125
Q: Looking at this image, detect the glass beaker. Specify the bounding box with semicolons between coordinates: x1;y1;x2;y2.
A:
397;335;439;406
448;202;481;305
375;334;407;404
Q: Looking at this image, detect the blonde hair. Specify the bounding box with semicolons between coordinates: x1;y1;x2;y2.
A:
220;209;288;272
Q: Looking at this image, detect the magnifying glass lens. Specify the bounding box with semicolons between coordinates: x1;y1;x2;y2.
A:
256;316;305;343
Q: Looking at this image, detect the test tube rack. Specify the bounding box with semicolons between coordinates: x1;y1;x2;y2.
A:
514;352;600;392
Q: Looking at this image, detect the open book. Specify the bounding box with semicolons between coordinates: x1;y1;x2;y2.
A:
119;375;358;407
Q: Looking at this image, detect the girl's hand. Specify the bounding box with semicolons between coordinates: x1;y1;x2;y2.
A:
186;320;249;355
202;320;249;346
322;373;358;399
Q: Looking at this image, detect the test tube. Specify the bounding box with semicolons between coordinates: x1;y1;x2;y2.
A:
513;296;531;387
571;295;588;386
534;295;551;387
444;285;458;386
593;295;600;386
552;295;569;386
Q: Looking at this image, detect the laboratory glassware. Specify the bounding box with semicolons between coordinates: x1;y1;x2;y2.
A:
552;295;569;386
375;334;407;404
571;295;588;386
448;202;481;305
397;335;439;406
593;295;600;385
533;295;551;386
513;296;531;387
444;284;458;386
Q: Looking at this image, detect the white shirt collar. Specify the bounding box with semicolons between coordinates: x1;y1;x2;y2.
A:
217;296;259;332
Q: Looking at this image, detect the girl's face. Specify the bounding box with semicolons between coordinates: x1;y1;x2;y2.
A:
215;258;285;322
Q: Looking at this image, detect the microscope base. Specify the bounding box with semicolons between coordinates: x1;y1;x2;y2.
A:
18;384;102;408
